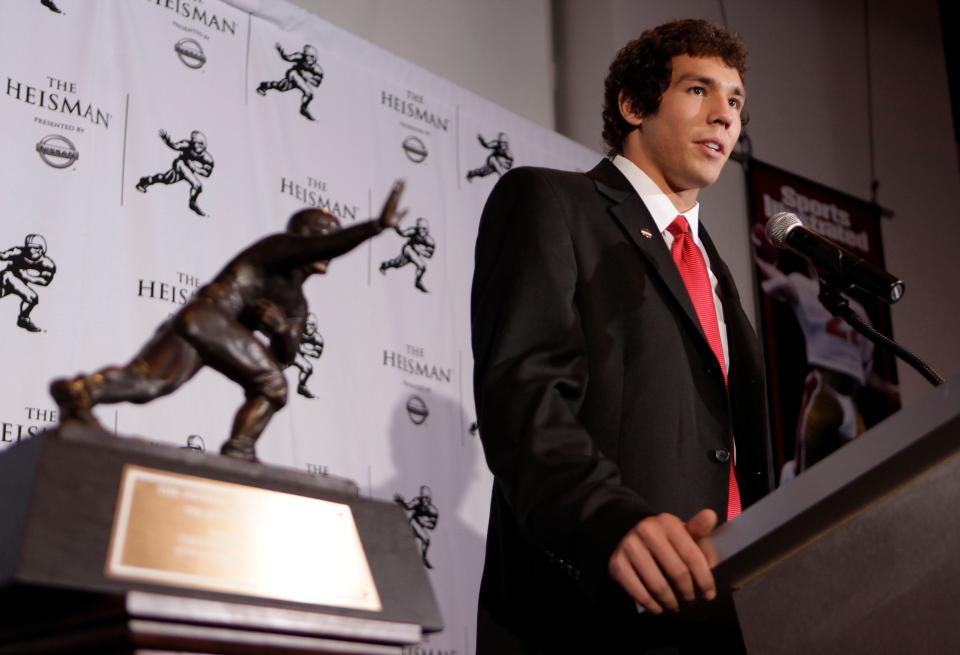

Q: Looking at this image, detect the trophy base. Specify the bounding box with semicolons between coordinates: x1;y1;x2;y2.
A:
0;586;418;654
0;423;442;654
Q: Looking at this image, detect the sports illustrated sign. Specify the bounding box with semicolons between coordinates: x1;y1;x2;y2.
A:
747;160;901;484
0;2;600;651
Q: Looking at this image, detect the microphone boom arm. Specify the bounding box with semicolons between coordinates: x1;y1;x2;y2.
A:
816;277;944;387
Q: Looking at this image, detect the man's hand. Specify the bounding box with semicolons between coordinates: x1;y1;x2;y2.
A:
608;509;719;615
378;180;407;229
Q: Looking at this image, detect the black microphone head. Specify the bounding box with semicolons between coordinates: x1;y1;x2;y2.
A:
766;212;802;247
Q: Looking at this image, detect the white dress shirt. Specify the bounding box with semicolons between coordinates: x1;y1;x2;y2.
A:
612;154;729;373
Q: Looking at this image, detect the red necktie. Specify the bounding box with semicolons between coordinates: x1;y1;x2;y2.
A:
667;215;741;521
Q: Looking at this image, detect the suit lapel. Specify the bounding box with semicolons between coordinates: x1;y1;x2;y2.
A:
588;160;709;349
701;225;773;486
700;225;759;401
699;228;738;308
700;226;749;361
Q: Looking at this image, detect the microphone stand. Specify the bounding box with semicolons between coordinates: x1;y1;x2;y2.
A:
817;277;944;387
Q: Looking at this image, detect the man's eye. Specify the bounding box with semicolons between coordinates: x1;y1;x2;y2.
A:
690;86;705;95
728;98;742;110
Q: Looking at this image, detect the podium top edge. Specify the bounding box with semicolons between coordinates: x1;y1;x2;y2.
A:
713;376;960;565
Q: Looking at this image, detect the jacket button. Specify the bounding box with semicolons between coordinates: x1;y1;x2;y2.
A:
713;448;730;463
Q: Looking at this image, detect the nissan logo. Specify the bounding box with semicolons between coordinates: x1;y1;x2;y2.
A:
36;134;78;169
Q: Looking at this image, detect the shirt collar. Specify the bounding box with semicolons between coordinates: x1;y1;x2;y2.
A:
611;154;701;243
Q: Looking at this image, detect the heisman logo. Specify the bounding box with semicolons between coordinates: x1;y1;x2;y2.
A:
379;218;436;293
466;132;513;181
1;234;57;333
402;136;427;164
394;485;438;569
36;135;78;169
136;129;214;216
175;38;207;70
287;313;324;399
257;43;324;121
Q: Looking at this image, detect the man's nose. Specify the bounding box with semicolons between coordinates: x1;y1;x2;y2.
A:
708;97;735;129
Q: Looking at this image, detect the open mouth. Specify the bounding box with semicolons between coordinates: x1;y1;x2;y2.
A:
696;139;726;157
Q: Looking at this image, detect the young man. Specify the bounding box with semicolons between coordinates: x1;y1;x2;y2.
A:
471;19;773;653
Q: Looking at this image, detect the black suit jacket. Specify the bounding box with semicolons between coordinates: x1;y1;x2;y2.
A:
471;159;774;653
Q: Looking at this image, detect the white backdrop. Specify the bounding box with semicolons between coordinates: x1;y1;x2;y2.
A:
0;1;597;653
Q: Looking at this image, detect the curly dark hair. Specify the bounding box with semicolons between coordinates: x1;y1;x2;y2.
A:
601;19;749;155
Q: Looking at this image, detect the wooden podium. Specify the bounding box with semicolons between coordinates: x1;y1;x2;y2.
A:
0;424;442;654
711;377;960;654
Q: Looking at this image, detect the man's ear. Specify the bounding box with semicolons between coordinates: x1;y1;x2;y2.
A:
618;90;643;126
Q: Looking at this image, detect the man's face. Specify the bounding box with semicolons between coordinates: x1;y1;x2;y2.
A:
26;245;44;261
623;55;744;205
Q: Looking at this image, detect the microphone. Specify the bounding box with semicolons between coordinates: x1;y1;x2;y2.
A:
765;212;905;304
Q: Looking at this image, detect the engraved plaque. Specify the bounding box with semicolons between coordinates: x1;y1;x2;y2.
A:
105;465;382;611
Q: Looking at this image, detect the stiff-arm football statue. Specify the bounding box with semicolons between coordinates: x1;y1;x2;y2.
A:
51;181;407;462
